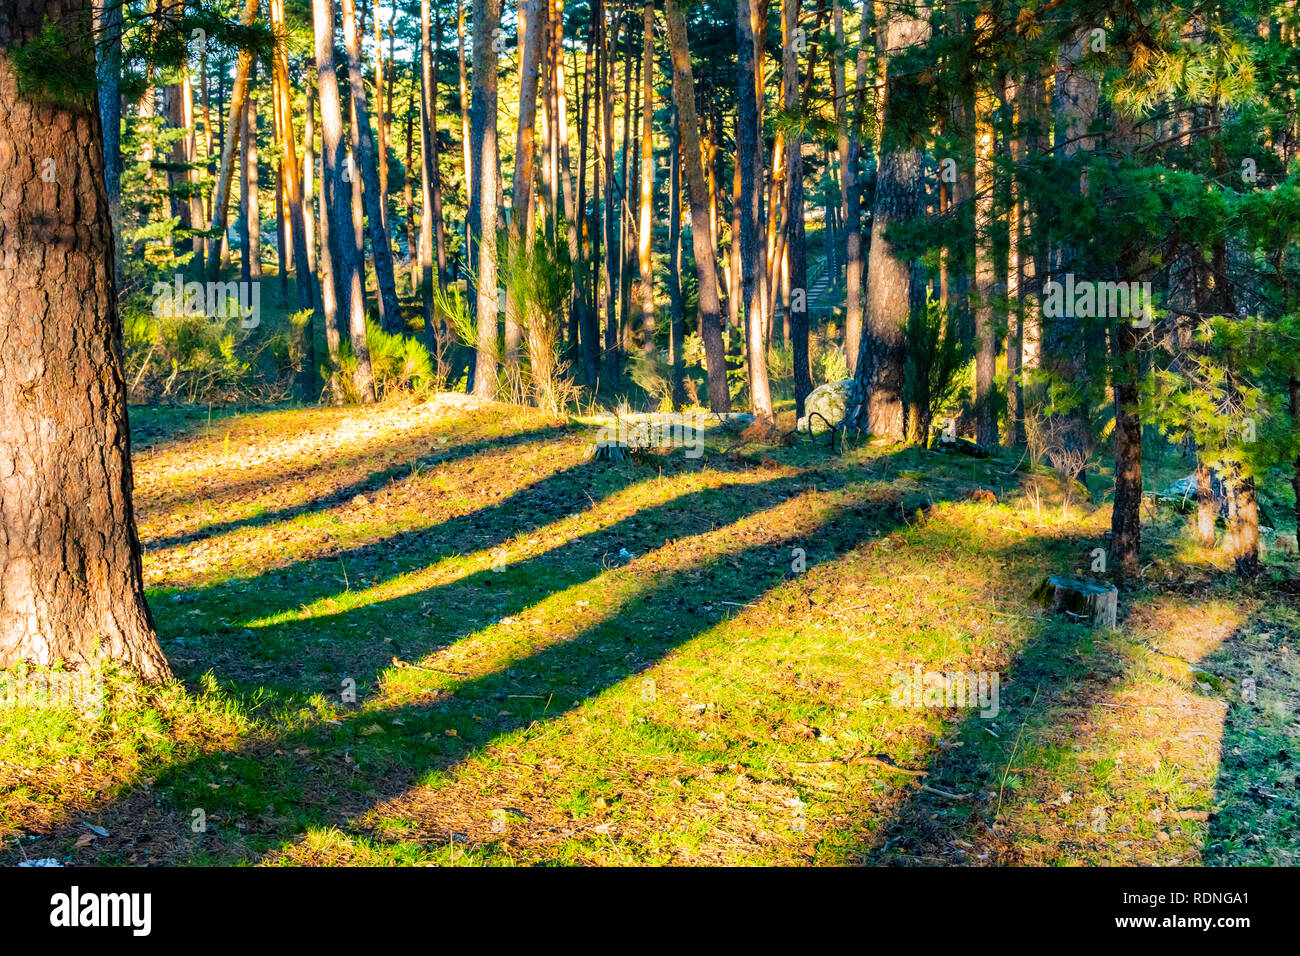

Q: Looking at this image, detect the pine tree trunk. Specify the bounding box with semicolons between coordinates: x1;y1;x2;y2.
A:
340;0;404;334
469;0;504;398
665;0;729;411
93;0;124;266
849;9;928;440
973;50;998;449
419;0;438;326
241;84;262;281
270;0;316;316
737;0;772;420
508;0;547;379
313;0;374;401
668;99;687;407
0;1;171;681
783;0;812;417
1110;321;1142;574
637;0;656;356
206;0;262;279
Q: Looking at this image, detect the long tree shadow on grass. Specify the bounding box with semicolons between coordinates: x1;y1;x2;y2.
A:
151;451;827;689
830;571;1294;866
1199;587;1300;865
140;421;578;551
11;454;955;865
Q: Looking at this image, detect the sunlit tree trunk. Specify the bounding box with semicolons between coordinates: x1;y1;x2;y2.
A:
240;82;261;281
637;0;656;356
206;0;261;279
469;0;504;398
848;8;929;440
783;0;812;416
0;0;171;681
737;0;772;420
665;0;729;410
340;0;404;333
313;0;374;401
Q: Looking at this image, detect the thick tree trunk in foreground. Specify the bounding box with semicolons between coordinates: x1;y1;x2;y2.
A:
0;1;171;681
665;0;729;411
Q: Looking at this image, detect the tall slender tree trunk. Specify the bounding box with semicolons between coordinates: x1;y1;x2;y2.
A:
737;0;772;420
419;0;438;328
973;47;999;448
577;10;600;384
665;0;729;411
313;0;374;401
94;0;124;268
303;88;318;276
469;0;504;398
783;0;812;416
457;0;472;253
240;84;262;281
0;0;171;681
340;0;404;333
668;98;687;407
508;0;547;382
206;0;262;279
601;10;621;384
270;0;315;315
636;0;656;357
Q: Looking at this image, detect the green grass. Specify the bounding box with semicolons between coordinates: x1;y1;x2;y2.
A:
1;396;1296;866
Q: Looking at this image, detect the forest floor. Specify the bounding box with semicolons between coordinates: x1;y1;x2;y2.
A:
1;395;1298;865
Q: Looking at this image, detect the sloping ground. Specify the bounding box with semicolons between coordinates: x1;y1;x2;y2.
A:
1;397;1296;866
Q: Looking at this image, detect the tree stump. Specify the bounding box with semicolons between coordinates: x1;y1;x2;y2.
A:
1031;575;1118;628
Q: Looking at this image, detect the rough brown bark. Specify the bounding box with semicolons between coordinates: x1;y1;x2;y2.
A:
340;0;404;334
849;10;928;440
783;0;812;417
206;0;262;278
665;0;729;411
737;0;772;420
1110;322;1142;575
469;0;503;398
240;82;261;281
636;0;656;356
269;0;315;315
313;0;374;401
0;0;171;682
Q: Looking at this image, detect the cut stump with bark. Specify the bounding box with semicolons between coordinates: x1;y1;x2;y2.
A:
1032;575;1117;628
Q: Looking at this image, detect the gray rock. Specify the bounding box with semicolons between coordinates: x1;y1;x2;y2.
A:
797;379;854;433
